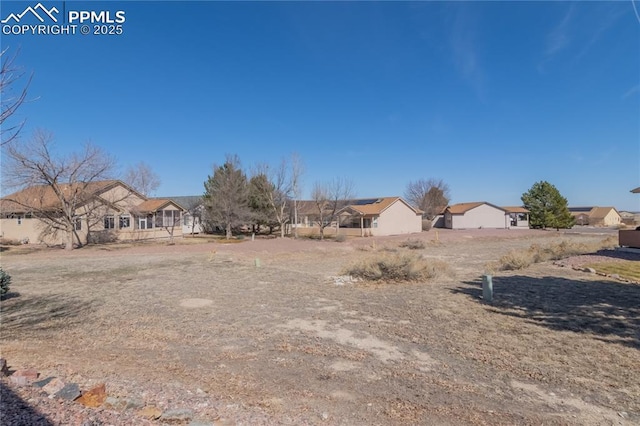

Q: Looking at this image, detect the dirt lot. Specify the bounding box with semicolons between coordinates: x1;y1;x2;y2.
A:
1;228;639;425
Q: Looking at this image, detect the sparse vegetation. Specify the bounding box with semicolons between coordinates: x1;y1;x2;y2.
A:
0;267;11;297
343;252;450;282
490;237;616;271
335;234;347;242
585;261;640;282
399;238;426;250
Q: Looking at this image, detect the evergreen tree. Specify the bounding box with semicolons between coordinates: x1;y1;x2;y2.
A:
203;155;250;239
521;181;575;229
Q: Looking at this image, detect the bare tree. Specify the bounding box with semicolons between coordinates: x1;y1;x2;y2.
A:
290;153;304;238
2;130;116;250
404;178;451;220
203;154;251;239
124;161;160;197
1;47;31;146
311;177;355;240
254;154;304;238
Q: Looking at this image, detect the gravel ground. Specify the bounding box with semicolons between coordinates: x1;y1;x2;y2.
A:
1;228;637;425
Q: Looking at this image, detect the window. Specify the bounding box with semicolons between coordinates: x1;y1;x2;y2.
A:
74;217;82;231
156;210;181;228
104;215;115;230
119;215;131;229
17;215;22;225
139;217;147;230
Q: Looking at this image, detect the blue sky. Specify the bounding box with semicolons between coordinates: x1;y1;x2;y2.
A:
2;1;639;210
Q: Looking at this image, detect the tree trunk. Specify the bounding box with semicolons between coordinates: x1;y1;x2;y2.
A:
319;226;325;240
226;223;232;239
65;230;74;250
280;223;285;238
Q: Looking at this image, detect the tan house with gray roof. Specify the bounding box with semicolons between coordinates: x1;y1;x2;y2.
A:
0;180;185;247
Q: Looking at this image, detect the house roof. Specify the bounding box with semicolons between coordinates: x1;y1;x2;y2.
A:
0;180;122;213
136;199;185;213
344;197;422;216
502;206;530;214
588;207;619;221
163;195;203;209
446;202;506;214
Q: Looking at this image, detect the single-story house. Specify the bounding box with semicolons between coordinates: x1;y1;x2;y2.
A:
165;195;205;235
444;202;525;229
569;207;621;227
0;180;185;246
293;197;423;237
502;206;530;228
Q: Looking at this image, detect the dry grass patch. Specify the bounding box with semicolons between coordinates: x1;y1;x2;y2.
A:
342;252;450;282
489;237;616;272
398;238;426;250
585;261;640;282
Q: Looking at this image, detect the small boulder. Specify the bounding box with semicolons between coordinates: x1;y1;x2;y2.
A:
55;383;81;401
33;377;56;388
12;368;38;381
583;267;596;274
42;378;66;396
76;383;107;408
161;408;195;423
137;406;162;420
9;375;28;387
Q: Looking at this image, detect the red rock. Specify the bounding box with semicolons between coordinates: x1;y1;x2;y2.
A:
76;383;107;408
12;368;38;380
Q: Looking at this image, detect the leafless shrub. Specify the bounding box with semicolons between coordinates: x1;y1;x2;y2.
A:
335;234;347;243
342;252;450;282
0;237;22;246
399;238;425;250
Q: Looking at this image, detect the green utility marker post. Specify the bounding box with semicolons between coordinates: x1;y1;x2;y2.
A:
482;274;493;303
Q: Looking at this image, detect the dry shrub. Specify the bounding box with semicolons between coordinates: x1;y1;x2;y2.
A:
493;237;617;271
399;238;426;250
0;237;23;246
335;234;347;243
342;252;450;282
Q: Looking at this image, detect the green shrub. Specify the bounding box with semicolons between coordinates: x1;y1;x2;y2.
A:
0;268;11;298
342;252;450;282
399;238;426;250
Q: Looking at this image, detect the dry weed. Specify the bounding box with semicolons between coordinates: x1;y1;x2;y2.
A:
490;237;617;271
398;238;426;250
342;252;450;282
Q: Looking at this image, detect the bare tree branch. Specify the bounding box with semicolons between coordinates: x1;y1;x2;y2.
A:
124;161;161;197
404;178;450;220
1;47;32;146
312;177;355;240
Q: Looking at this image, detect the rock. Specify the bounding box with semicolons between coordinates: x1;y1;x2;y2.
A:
76;383;107;408
12;368;38;381
610;274;621;280
33;377;56;388
55;383;81;401
9;375;28;387
42;378;66;396
583;267;596;274
104;396;143;411
137;406;162;420
161;408;195;423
